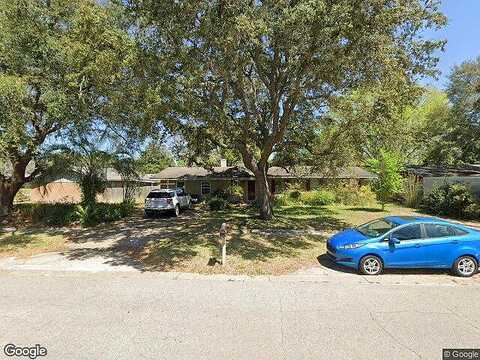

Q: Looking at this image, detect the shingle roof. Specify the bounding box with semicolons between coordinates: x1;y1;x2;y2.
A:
149;165;376;180
405;165;480;177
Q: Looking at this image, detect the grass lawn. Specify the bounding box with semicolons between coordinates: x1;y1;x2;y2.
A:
1;202;454;275
137;202;422;275
0;231;67;258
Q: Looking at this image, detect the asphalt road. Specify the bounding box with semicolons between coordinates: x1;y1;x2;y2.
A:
1;271;479;360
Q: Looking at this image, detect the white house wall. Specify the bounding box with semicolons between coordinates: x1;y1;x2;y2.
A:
423;176;480;198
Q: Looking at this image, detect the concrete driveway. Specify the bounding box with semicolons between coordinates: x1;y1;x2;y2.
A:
0;269;479;360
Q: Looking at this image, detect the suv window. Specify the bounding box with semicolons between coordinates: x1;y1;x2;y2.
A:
391;224;422;241
176;189;185;196
424;224;468;238
147;192;174;199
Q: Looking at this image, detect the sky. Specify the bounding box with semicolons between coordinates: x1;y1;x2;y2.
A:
421;0;480;89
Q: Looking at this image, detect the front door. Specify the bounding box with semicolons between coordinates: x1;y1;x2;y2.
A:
247;181;256;201
379;224;425;267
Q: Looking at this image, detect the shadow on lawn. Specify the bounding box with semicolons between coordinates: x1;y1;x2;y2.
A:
60;205;346;272
346;207;384;213
0;234;33;250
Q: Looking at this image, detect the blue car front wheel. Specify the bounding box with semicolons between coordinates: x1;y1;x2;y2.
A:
359;255;383;276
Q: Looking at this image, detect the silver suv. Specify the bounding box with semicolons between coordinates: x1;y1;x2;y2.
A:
144;188;192;217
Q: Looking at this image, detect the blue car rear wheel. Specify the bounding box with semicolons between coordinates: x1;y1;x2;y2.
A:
453;256;478;277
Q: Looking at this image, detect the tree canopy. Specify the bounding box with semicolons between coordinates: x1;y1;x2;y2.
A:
127;0;446;219
0;0;136;215
434;57;480;164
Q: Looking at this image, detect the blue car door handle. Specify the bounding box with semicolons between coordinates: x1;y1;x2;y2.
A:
451;240;459;244
415;243;421;248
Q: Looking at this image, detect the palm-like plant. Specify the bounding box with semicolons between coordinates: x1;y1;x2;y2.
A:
39;138;139;206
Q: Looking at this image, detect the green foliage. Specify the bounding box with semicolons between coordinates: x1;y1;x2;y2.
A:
301;190;336;206
425;57;480;165
421;183;478;219
288;190;302;201
75;205;98;227
17;203;77;227
14;189;31;204
207;197;229;211
273;193;292;207
210;184;245;204
130;0;445;219
273;185;375;208
367;150;404;209
328;184;377;207
0;0;138;215
226;184;244;204
44;141;140;206
403;180;424;208
16;201;136;227
137;144;174;175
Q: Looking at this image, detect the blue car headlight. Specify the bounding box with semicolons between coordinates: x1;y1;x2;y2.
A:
339;243;366;250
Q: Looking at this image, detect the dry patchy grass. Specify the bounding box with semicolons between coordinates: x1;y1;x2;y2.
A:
0;231;67;258
0;202;440;275
135;203;421;275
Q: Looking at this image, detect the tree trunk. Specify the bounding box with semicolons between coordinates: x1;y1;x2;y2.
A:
0;159;28;217
0;181;20;217
255;167;273;220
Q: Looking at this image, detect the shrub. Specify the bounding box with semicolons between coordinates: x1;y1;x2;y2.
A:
367;149;404;209
421;183;477;218
118;200;136;218
14;189;31;204
75;205;98;227
328;184;376;206
288;190;301;200
16;201;136;227
207;196;229;211
464;203;480;220
404;180;423;208
301;190;335;206
273;193;292;207
228;184;244;203
16;203;77;226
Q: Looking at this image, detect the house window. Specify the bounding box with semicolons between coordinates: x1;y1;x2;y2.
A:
201;181;211;195
160;180;176;189
176;181;185;189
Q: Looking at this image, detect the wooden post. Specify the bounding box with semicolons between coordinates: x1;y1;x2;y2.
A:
219;222;228;265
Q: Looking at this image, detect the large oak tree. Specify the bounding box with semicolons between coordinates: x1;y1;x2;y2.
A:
129;0;445;219
0;0;135;216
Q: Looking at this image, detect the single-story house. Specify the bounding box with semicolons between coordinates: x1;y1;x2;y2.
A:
150;164;376;201
30;169;157;203
405;164;480;198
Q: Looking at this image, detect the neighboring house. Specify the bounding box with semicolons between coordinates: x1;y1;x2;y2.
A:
30;169;157;203
150;163;376;201
405;165;480;198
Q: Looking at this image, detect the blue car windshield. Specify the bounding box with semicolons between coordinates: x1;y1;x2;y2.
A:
356;219;398;238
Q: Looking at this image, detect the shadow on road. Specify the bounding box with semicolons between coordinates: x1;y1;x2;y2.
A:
317;253;452;276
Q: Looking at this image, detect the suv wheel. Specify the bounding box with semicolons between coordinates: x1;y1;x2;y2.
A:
359;255;383;275
453;256;478;277
174;205;180;217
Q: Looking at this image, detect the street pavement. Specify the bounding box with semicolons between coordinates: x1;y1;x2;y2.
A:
1;269;480;360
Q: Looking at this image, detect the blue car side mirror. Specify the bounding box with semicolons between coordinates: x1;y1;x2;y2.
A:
388;235;400;245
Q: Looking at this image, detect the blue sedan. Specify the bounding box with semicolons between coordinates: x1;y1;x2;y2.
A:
326;216;480;277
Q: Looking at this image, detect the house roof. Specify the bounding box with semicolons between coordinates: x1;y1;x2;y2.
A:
149;165;376;180
405;165;480;178
42;168;155;184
